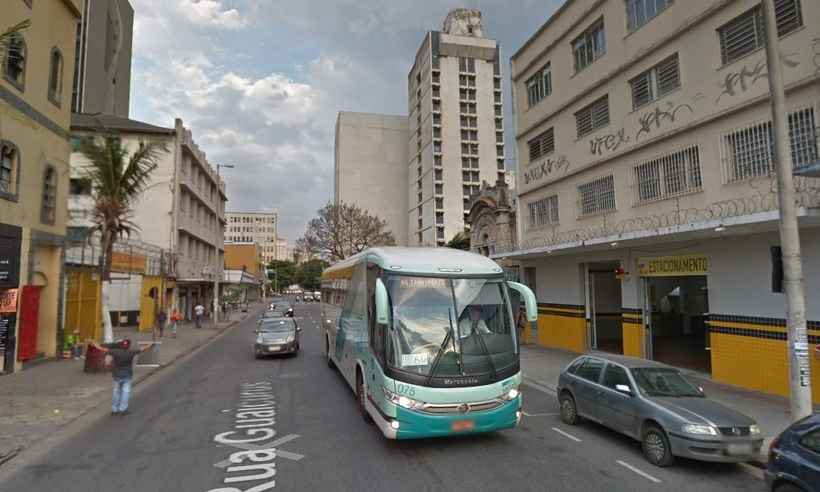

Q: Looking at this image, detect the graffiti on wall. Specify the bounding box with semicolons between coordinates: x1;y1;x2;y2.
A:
589;128;630;156
716;54;800;103
523;155;570;185
635;98;699;142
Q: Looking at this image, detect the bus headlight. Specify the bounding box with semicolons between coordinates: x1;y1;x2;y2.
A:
383;386;424;410
501;387;520;401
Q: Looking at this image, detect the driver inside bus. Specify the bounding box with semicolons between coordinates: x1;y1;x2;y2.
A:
458;305;491;339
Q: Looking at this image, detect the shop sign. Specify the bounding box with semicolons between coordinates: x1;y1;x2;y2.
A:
0;226;22;288
0;315;10;353
111;252;147;274
0;289;18;314
636;255;708;277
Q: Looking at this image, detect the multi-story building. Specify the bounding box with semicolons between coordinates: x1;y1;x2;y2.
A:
71;0;133;117
0;0;81;373
334;111;410;245
224;211;278;265
507;0;820;402
223;242;263;302
275;238;293;262
70;115;226;320
407;9;506;246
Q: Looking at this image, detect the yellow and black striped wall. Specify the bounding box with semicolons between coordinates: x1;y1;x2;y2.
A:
535;303;586;353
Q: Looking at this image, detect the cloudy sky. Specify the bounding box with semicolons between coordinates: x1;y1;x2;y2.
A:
130;0;563;242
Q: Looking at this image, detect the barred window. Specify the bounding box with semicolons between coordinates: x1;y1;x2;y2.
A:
528;195;559;228
526;63;552;107
578;175;616;216
722;106;817;182
573;19;606;72
629;54;680;110
528;128;555;162
633;146;702;204
41;165;57;224
626;0;673;31
3;35;27;90
1;142;20;200
718;0;803;65
575;95;610;138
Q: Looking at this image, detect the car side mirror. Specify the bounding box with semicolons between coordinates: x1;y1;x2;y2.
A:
698;386;705;395
375;278;389;325
615;384;632;396
297;327;302;332
506;281;538;322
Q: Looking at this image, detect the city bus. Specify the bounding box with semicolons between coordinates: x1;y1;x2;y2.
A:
321;247;537;439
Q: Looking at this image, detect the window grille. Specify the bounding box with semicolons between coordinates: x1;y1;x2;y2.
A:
629;54;680;110
528;128;555;162
721;106;817;183
578;175;616;216
718;0;802;65
632;145;702;204
575;95;609;138
528;195;559;228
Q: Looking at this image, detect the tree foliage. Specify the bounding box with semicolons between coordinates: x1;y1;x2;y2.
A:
298;202;396;262
296;259;329;291
267;260;297;292
446;231;471;251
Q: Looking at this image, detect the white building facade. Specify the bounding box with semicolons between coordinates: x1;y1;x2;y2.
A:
506;0;820;402
225;211;278;265
407;9;507;246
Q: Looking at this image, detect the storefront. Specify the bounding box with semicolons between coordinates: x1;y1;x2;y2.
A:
0;224;22;374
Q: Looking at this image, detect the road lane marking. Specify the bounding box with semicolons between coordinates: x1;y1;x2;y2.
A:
214;434;304;468
616;460;662;483
551;427;582;442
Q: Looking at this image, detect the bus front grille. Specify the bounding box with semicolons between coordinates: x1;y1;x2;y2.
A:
418;399;503;415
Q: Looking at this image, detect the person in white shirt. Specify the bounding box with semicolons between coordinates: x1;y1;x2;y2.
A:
458;305;491;339
194;303;205;329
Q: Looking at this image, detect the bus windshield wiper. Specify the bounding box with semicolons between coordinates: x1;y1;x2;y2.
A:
426;309;456;385
471;322;497;381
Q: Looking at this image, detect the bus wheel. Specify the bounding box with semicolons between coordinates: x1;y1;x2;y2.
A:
357;370;373;424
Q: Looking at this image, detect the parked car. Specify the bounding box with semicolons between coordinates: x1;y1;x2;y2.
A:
766;413;820;492
557;353;763;467
254;318;301;358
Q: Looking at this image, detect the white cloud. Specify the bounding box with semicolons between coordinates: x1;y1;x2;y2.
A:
176;0;247;29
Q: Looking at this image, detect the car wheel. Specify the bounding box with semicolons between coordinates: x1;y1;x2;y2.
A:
642;424;675;467
559;393;580;425
356;370;372;424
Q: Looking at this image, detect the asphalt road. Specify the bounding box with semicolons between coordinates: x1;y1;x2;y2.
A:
2;301;764;492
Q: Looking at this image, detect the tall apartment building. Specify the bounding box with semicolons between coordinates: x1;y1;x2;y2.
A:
508;0;820;402
225;211;278;265
334;111;410;245
275;238;293;262
1;0;82;373
407;9;506;246
69;116;227;320
72;0;134;117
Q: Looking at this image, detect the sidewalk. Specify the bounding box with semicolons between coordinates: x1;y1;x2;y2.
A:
520;343;817;465
0;308;252;467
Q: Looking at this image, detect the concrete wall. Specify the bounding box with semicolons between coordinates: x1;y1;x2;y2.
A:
335;112;410;245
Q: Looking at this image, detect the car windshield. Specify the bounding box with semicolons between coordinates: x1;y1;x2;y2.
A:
385;275;516;378
630;367;704;397
259;320;294;332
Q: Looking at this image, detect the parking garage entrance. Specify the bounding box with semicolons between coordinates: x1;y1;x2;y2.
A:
638;255;711;374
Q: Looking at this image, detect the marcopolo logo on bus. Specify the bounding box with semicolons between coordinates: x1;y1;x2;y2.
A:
636;255;709;277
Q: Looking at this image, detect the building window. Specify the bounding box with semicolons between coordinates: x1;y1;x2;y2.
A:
0;141;20;200
459;57;476;73
48;48;64;106
629;54;680;110
718;0;803;66
3;35;26;90
528;195;559;228
626;0;673;32
41;165;57;224
528;128;555;162
526;62;552;107
69;178;92;195
721;106;817;182
575;95;609;138
633;146;702;204
572;19;605;72
578;175;616;217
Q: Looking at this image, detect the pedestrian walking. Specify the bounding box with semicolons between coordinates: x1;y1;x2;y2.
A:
156;310;167;338
170;308;181;338
194;302;205;329
89;339;154;416
517;303;529;343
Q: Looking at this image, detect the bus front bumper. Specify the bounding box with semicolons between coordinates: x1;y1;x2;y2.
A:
372;397;522;440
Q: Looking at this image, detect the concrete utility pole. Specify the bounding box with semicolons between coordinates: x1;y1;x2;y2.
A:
761;0;812;421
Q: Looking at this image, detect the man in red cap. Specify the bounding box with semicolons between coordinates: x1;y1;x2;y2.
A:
90;339;154;416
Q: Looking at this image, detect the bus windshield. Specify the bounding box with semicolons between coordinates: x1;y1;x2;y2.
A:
385;275;516;379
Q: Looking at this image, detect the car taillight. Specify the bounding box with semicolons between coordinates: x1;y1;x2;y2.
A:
769;435;781;453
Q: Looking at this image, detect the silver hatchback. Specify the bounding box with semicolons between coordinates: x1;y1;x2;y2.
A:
556;353;763;467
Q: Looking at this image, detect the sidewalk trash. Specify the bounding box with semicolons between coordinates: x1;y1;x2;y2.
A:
83;343;107;373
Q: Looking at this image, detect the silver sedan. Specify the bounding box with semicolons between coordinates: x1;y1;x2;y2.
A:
556;353;763;467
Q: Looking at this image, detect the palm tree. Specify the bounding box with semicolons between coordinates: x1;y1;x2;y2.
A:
79;134;167;342
0;21;30;60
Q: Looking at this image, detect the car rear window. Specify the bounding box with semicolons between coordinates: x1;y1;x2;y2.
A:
575;358;604;383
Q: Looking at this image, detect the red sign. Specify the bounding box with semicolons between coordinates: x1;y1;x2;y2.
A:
0;289;18;314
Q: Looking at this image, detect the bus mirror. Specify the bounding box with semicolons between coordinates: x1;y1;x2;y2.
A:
507;281;538;322
375;278;389;325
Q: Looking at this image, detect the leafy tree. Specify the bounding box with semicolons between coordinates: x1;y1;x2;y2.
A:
446;231;471;251
79;135;167;342
267;260;296;292
298;202;396;262
296;259;329;291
